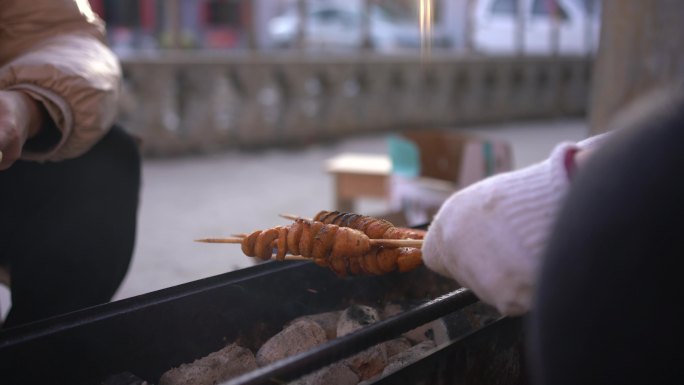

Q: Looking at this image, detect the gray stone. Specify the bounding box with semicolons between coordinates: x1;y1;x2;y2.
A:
158;343;257;385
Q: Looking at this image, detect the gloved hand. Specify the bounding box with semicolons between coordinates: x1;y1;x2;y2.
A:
422;135;607;315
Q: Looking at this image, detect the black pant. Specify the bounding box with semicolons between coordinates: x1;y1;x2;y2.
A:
528;94;684;384
0;126;140;329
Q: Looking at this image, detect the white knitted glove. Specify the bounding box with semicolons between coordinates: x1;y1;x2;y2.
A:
422;135;608;316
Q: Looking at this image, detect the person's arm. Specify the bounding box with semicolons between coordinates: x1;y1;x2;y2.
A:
0;0;121;166
421;133;609;315
0;90;50;170
0;90;46;169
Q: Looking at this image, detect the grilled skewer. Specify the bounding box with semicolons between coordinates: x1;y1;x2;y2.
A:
202;238;423;275
196;235;422;248
314;210;425;240
280;211;426;240
197;220;373;262
198;237;422;276
197;219;424;276
328;246;423;276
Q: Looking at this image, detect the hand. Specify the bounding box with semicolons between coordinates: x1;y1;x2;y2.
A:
0;90;43;170
422;142;579;315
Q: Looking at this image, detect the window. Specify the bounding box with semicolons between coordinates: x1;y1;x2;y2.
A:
103;0;140;27
311;8;357;26
491;0;517;15
206;0;241;27
532;0;569;20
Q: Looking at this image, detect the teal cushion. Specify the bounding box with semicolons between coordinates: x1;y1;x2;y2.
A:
387;135;420;178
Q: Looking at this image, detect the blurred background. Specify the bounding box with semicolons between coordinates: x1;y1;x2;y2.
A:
93;0;600;55
1;0;606;317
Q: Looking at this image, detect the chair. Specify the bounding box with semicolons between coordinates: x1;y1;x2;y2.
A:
387;130;513;225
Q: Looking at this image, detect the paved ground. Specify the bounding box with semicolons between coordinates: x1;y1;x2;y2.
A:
0;118;588;319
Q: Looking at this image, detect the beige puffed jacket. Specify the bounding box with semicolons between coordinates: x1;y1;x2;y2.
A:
0;0;121;161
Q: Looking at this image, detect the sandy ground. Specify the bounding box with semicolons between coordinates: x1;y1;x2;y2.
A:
0;118;588;320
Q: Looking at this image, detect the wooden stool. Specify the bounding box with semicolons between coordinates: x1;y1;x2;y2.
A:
389;130;514;224
325;153;391;213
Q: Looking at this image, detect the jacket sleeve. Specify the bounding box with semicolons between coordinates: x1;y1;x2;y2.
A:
0;0;121;161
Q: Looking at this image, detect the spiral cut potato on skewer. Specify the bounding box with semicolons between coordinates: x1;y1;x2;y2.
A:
240;219;371;262
239;219;422;276
342;246;423;276
313;210;425;240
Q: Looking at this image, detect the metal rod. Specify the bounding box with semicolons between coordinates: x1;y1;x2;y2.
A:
222;287;479;385
0;261;313;349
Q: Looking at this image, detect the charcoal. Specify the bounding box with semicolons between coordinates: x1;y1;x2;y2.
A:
286;310;342;340
289;363;359;385
337;305;381;337
158;343;256;385
256;319;327;366
383;337;412;358
343;343;388;381
382;340;437;376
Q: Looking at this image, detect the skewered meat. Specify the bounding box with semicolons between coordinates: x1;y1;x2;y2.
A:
341;247;423;276
241;219;371;263
239;219;423;276
313;211;425;240
307;246;422;276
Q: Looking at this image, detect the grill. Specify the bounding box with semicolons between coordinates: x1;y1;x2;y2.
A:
0;252;526;385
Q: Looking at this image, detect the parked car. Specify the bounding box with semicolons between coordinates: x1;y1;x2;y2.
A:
471;0;601;55
266;0;450;52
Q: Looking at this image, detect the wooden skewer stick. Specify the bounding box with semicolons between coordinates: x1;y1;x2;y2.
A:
195;237;244;244
281;255;310;261
279;213;310;221
195;236;423;248
374;239;422;247
193;239;311;261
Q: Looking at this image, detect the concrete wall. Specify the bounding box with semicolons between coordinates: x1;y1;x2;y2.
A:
118;52;592;156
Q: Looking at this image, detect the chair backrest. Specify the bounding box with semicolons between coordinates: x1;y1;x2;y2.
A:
387;135;421;178
457;137;514;187
386;129;513;225
400;129;513;187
